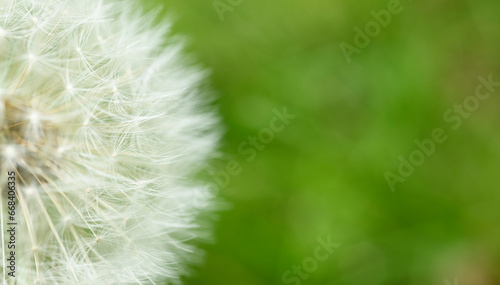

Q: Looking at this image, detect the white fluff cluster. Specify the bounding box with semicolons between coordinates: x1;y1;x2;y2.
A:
0;0;218;284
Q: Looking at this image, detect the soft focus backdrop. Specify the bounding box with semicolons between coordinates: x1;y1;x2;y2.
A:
143;0;500;284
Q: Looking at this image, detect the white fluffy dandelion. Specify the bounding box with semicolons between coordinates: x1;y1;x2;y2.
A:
0;0;219;284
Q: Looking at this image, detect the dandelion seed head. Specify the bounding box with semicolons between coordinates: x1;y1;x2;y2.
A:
0;0;219;283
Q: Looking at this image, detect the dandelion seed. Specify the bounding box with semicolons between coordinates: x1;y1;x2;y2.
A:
3;145;17;160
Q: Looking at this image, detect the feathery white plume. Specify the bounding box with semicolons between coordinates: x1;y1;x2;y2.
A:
0;0;218;284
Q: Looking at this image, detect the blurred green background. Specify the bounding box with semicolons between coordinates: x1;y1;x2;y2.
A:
143;0;500;284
